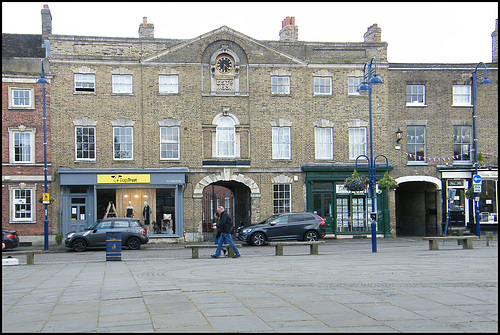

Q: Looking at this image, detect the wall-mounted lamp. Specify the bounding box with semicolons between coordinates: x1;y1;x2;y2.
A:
124;194;129;198
396;128;403;143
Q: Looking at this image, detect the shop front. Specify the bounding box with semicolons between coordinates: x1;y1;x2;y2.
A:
302;164;391;237
57;168;187;237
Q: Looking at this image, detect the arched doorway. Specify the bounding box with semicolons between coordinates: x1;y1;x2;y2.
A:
201;181;251;241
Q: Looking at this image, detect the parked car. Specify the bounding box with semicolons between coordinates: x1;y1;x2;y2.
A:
236;212;325;246
65;217;149;252
2;229;20;249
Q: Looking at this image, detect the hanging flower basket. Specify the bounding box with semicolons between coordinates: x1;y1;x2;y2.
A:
465;186;475;199
344;170;369;192
38;195;55;205
377;171;398;191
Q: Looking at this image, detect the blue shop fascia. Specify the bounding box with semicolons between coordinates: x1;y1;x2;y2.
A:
57;168;187;237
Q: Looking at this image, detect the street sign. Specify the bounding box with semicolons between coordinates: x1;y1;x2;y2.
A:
42;193;50;204
473;174;482;184
474;185;482;193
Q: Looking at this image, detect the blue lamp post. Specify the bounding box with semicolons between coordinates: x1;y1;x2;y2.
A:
37;59;49;251
356;57;386;253
471;62;491;238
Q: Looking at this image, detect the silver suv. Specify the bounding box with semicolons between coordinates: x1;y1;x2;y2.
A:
65;217;149;252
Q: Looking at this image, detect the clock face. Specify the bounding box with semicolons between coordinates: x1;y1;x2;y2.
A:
216;56;233;73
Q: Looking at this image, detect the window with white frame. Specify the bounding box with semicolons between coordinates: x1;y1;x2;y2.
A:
216;116;235;158
75;126;96;160
314;77;332;95
112;75;133;94
406;84;425;105
453;126;472;162
349;127;367;160
272;126;291;159
452;85;472;106
273;184;291;214
271;76;290;95
159;75;179;94
160;126;180;160
9;87;34;108
12;188;33;221
315;127;333;160
74;74;95;93
11;130;34;163
407;126;426;162
348;76;363;95
113;127;133;160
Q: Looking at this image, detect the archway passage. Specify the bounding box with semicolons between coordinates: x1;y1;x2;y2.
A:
202;181;251;241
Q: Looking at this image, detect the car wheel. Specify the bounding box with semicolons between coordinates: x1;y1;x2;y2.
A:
250;232;266;246
72;238;87;252
304;230;319;242
127;236;141;250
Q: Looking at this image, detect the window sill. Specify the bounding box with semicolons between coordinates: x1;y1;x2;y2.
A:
405;104;427;107
111;93;134;96
8;106;35;110
407;161;428;166
74;91;96;95
452;104;472;108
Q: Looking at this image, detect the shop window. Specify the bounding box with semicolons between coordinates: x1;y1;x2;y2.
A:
479;179;498;224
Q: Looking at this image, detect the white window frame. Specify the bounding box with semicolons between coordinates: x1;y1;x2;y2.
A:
271;76;290;95
216;116;236;158
314;77;332;95
273;184;292;214
349;127;367;160
315;127;333;160
11;187;35;222
112;74;133;94
407;125;426;164
453;125;472;162
452;85;472;106
113;127;133;160
75;126;96;161
74;73;95;93
159;75;179;94
8;87;34;109
406;84;426;106
348;76;363;95
10;129;35;163
272;126;291;159
160;126;180;160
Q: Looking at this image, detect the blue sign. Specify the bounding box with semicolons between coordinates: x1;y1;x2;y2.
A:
473;174;482;184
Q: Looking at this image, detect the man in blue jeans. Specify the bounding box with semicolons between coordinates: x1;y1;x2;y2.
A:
211;206;241;258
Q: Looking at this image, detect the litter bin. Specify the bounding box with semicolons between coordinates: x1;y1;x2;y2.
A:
106;232;122;261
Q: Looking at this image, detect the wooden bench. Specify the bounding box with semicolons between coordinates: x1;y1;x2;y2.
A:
268;241;325;256
422;236;479;250
2;250;43;265
184;244;242;259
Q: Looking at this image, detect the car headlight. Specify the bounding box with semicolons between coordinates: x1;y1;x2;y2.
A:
242;228;253;234
67;233;74;239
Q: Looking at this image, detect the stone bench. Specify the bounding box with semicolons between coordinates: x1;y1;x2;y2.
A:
2;250;43;265
184;244;242;259
422;236;479;250
268;241;325;256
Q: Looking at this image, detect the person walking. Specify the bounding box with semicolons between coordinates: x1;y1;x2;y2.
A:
211;206;241;258
212;212;227;257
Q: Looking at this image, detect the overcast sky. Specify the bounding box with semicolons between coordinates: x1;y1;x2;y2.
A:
2;2;498;63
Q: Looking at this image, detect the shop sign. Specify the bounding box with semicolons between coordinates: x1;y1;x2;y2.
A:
97;174;150;184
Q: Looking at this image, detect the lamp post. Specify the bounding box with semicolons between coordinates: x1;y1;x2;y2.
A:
37;59;49;251
356;57;386;253
471;62;491;238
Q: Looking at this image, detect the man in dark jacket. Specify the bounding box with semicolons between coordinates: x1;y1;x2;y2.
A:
211;206;241;258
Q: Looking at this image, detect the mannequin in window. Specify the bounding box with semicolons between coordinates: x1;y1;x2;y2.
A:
126;201;134;218
142;201;151;228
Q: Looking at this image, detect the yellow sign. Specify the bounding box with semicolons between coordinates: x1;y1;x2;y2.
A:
43;193;50;201
97;174;150;184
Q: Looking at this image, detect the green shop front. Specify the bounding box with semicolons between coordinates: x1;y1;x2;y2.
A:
302;164;392;237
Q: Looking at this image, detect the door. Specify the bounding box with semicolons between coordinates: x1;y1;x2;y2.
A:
86;219;112;247
313;193;334;234
449;188;466;227
70;197;89;232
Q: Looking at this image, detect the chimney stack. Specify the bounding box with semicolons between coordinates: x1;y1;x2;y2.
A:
279;16;298;42
41;4;52;41
492;19;498;63
364;23;382;42
139;17;154;39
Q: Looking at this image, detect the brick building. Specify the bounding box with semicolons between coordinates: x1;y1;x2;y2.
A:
3;6;497;245
2;8;53;244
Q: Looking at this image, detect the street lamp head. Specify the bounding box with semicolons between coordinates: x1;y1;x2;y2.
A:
368;74;384;89
480;77;492;85
357;82;370;96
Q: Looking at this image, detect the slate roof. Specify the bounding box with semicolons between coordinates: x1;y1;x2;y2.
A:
2;33;45;58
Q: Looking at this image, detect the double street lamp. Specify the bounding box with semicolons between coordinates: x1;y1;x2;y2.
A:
471;62;491;238
356;57;387;253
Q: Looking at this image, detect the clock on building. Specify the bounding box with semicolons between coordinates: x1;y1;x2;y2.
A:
216;56;233;74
